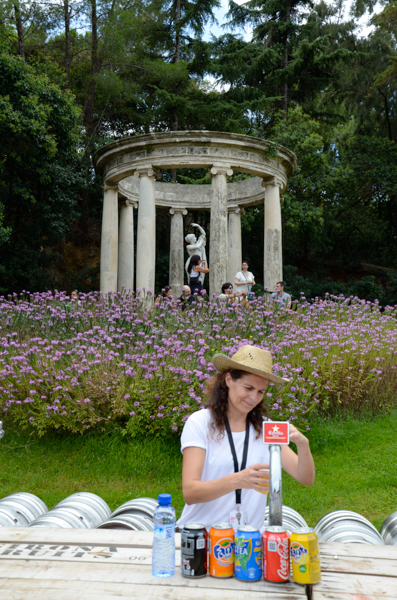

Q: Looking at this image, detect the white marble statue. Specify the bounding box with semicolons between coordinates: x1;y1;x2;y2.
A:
185;223;207;285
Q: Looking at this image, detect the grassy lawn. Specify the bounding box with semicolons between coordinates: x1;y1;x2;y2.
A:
283;412;397;530
1;411;397;530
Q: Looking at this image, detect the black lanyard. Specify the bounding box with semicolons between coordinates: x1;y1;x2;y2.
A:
224;417;250;506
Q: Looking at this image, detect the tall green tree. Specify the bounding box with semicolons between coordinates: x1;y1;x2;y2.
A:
227;0;313;112
210;0;352;126
162;0;220;127
0;53;83;292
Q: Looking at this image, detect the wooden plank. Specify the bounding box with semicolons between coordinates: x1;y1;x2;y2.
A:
0;579;304;600
312;571;397;598
0;559;306;596
0;528;159;549
319;553;397;578
319;541;397;561
0;540;155;565
313;594;396;600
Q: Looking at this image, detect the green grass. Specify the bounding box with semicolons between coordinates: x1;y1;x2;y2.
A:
0;430;185;516
284;411;397;530
1;412;397;530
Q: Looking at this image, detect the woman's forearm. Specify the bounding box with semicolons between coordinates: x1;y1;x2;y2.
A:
183;472;239;505
296;441;315;485
281;435;315;487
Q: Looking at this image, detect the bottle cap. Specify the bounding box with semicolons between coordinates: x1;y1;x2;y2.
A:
158;493;172;506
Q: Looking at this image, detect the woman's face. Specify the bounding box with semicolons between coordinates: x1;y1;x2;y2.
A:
242;262;248;271
225;372;269;417
166;288;173;298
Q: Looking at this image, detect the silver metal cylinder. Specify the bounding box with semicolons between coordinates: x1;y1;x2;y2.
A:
268;444;282;526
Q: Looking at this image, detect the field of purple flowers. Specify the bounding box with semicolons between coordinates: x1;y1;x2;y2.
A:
0;291;396;437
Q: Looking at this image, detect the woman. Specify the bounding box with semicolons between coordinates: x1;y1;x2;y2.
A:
235;261;255;298
154;286;173;307
177;345;315;531
187;254;209;297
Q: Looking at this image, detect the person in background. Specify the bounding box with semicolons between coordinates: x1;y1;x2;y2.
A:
235;261;255;300
70;290;81;305
178;285;194;311
155;286;173;307
188;254;209;298
271;281;292;309
219;283;248;307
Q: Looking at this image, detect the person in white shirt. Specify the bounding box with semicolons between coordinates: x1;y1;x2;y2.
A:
218;282;248;307
177;345;315;531
235;261;255;297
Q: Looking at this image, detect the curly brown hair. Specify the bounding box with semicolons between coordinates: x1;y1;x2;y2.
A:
204;369;269;439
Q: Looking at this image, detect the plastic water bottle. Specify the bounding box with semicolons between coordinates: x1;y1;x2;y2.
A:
152;493;176;577
0;421;4;440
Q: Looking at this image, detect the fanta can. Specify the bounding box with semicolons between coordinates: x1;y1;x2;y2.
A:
234;526;262;581
208;522;235;577
290;527;321;584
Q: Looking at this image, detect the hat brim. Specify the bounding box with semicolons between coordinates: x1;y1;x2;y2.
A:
212;353;290;384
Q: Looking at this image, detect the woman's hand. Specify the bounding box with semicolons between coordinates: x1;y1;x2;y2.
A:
288;423;309;448
236;462;270;491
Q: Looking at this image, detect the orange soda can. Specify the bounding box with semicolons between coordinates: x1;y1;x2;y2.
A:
208;522;235;577
290;527;321;585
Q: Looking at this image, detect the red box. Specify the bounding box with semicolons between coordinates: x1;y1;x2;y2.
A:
263;421;289;445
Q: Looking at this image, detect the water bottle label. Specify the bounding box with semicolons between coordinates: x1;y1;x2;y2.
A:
154;525;174;539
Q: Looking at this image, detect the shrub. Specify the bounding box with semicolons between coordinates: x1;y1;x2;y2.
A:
0;290;396;436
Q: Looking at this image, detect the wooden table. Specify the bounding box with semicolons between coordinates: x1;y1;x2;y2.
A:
0;528;396;600
314;541;397;600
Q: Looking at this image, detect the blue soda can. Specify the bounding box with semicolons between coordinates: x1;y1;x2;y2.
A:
234;526;262;581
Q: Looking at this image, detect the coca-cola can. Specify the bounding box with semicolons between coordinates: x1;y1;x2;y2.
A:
263;526;290;582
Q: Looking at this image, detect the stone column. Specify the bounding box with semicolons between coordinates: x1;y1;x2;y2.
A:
210;165;233;296
169;207;187;295
263;178;283;292
118;199;137;292
135;167;156;296
228;207;242;286
100;183;119;294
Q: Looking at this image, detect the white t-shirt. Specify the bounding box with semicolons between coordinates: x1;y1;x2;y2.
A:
177;409;270;530
235;271;254;295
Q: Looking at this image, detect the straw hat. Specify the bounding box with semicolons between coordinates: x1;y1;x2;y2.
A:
212;345;289;384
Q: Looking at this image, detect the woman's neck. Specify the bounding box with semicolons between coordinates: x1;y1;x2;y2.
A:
226;408;247;432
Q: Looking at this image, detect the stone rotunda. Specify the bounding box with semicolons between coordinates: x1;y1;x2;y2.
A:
93;131;297;297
